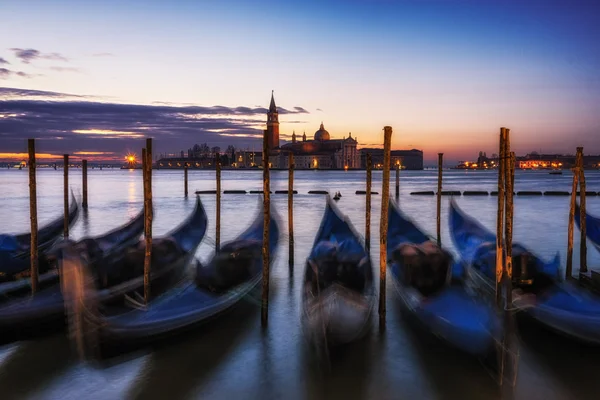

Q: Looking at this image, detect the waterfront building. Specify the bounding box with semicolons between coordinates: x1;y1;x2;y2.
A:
233;150;262;168
359;148;424;170
265;92;360;169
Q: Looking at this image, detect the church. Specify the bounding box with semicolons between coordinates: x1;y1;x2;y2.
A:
265;92;360;169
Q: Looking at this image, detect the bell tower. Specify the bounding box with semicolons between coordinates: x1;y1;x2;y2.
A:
267;90;279;150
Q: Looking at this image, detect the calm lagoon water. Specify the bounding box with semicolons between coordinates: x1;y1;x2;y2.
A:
0;168;599;400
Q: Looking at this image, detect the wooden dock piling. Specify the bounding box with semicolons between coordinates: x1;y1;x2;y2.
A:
495;128;506;306
395;162;400;199
566;150;581;279
63;154;69;238
216;155;221;253
366;154;372;254
436;153;443;247
143;138;153;303
503;149;518;388
184;164;188;197
379;126;393;327
504;130;514;282
28;139;38;293
578;147;587;273
288;153;294;268
261;129;271;326
82;159;88;209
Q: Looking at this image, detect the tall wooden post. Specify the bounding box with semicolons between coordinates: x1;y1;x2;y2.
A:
216;155;221;253
496;128;506;306
184;164;188;197
28;139;39;293
365;154;372;254
502;150;518;388
288;152;294;268
566;150;581;279
82;159;88;209
379;126;393;327
578;147;587;273
503;132;513;282
395;162;400;199
147;139;152;193
143;138;153;303
63;154;69;238
261;129;271;326
436;153;443;246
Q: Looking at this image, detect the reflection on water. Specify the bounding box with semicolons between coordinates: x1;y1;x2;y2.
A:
0;169;599;399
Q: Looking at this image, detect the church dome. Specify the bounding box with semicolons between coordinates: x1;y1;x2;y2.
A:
314;122;330;141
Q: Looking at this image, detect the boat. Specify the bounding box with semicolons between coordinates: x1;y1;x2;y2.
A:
61;196;278;356
575;203;600;254
449;198;600;344
387;199;501;357
549;170;563;175
0;192;80;281
0;196;207;331
0;207;145;301
302;196;374;347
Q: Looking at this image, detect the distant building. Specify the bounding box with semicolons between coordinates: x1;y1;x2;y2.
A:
359;148;424;170
272;124;360;169
265;92;360;169
233;150;262;168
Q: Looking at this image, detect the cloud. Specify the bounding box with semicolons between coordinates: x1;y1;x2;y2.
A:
0;69;35;79
0;89;310;159
316;108;323;112
9;48;69;64
92;52;114;57
0;87;88;99
49;66;82;73
0;58;9;65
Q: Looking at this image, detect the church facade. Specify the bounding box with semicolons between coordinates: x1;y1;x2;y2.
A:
265;92;360;169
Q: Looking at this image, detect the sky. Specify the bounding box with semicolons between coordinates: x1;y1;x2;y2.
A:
1;0;599;164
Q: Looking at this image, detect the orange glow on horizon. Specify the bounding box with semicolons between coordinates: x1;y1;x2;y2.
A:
0;152;60;160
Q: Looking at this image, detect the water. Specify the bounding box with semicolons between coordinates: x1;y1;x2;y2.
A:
1;168;600;400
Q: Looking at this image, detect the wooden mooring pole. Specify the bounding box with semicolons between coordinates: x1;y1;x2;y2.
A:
261;129;271;326
184;164;188;197
82;159;88;209
495;128;506;306
365;154;372;254
566;149;581;279
395;162;400;199
288;152;294;269
63;154;69;238
143;138;153;303
436;153;443;247
216;155;221;253
504;130;514;284
578;147;587;273
502;149;518;388
379;126;393;328
28;139;39;293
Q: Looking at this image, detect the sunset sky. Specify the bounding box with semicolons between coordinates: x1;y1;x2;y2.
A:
1;0;599;164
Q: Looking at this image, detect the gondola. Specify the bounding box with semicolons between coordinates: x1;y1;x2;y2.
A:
0;207;145;300
61;196;278;356
0;192;80;281
302;196;374;347
387;200;501;357
575;203;600;254
0;196;207;331
449;198;600;344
